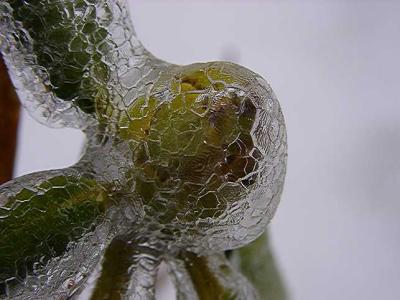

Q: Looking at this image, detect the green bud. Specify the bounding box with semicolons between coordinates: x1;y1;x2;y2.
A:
119;63;259;230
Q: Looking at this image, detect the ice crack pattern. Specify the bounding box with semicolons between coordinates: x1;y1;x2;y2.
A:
0;1;287;299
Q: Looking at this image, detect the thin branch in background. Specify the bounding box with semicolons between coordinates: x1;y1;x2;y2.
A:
0;55;20;184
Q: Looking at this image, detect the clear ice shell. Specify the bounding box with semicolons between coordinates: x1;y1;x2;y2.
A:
0;1;287;299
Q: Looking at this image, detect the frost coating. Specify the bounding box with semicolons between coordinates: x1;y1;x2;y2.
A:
0;1;287;299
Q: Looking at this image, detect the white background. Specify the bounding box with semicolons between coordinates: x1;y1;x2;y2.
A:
14;1;400;299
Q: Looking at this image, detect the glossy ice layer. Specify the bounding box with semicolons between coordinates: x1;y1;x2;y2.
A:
0;1;287;299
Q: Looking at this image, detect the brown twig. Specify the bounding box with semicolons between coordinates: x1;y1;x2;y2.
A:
0;54;20;185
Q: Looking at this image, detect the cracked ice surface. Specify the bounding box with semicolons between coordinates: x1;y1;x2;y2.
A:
0;0;286;299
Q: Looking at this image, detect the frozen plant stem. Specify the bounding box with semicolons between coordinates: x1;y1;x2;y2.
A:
0;1;287;299
0;54;20;185
89;237;161;300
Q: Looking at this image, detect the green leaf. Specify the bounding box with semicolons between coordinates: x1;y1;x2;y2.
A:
7;0;115;114
0;170;108;293
230;231;288;300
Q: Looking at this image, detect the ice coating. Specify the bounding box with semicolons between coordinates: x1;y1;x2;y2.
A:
0;0;152;128
0;1;287;299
